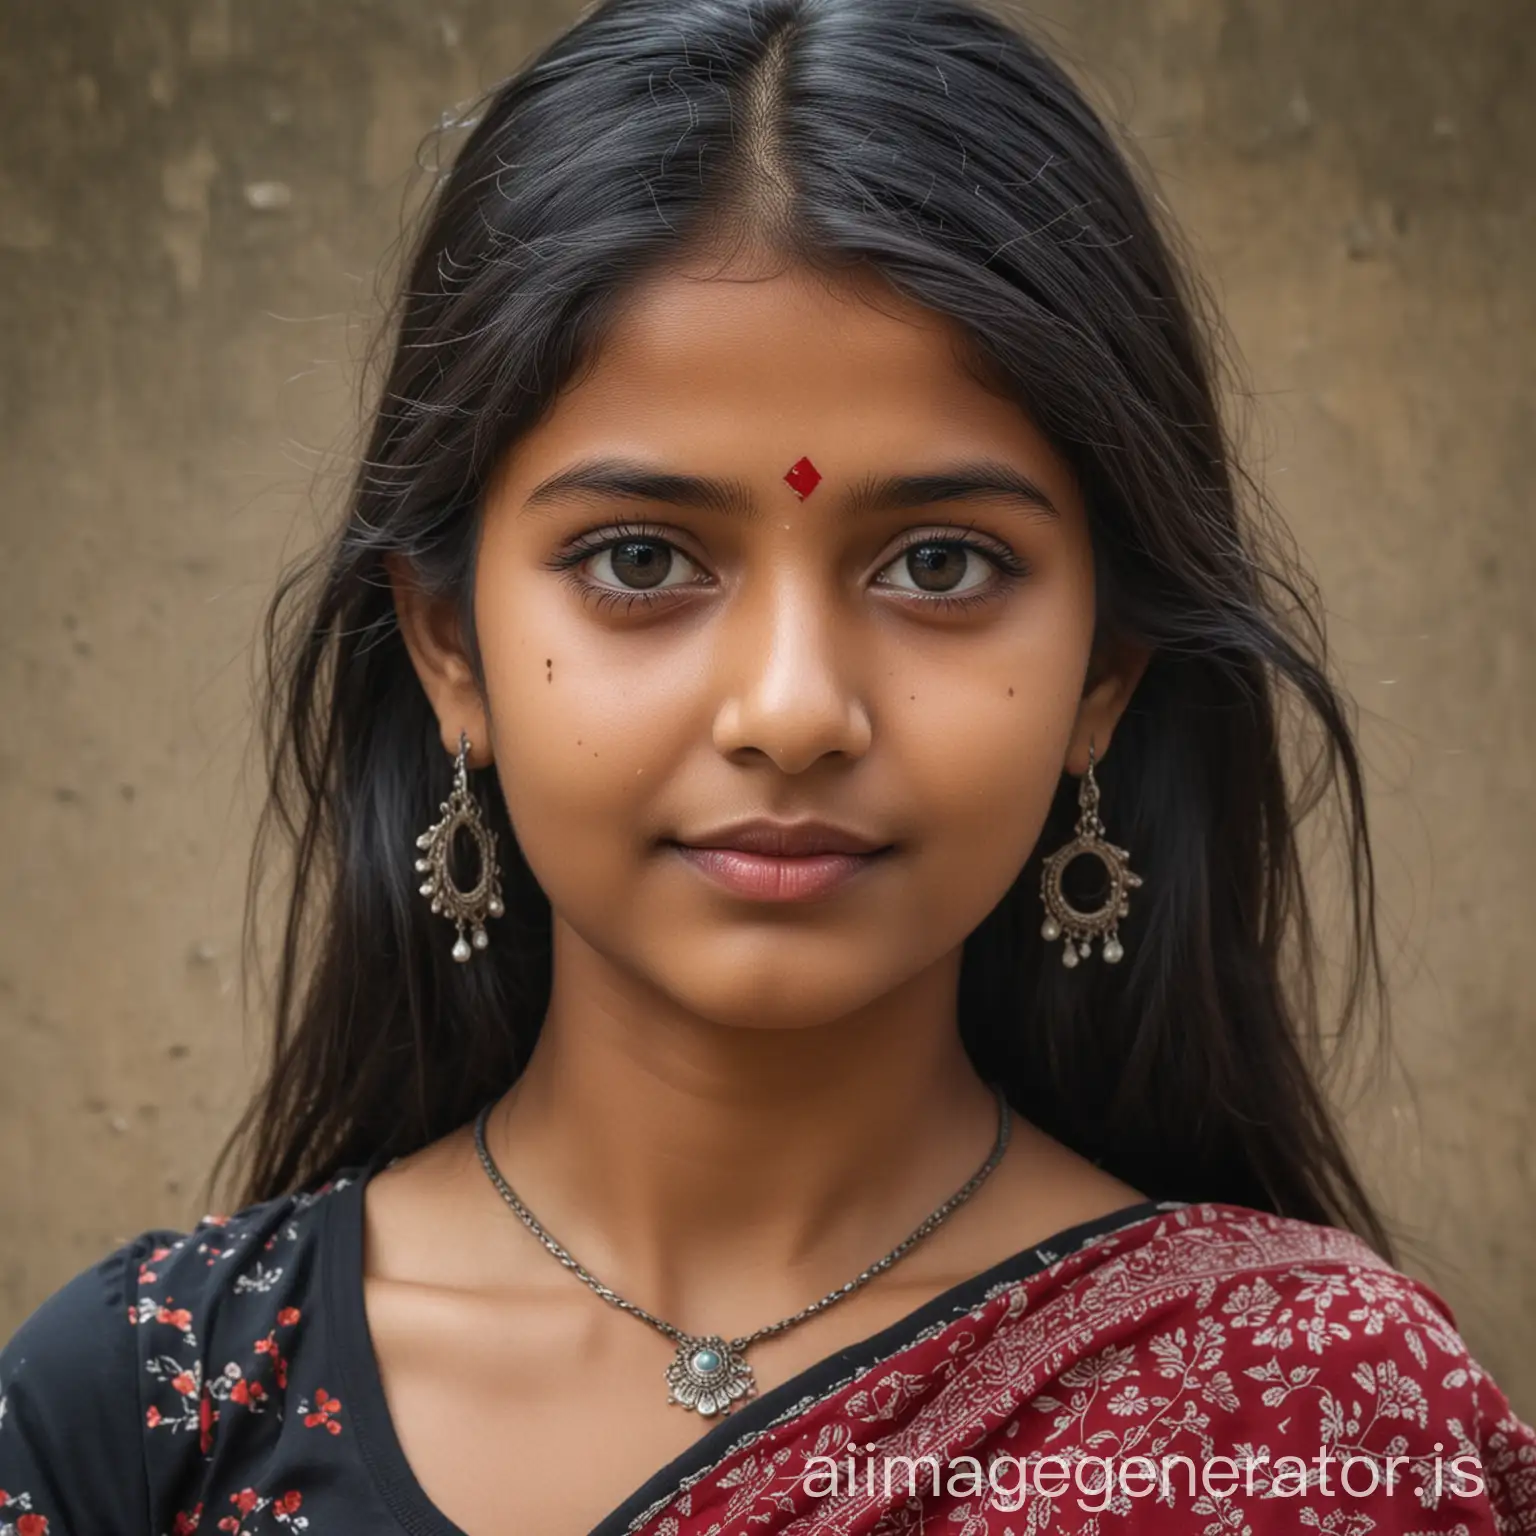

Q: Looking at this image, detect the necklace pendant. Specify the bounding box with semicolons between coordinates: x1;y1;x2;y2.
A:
665;1335;756;1417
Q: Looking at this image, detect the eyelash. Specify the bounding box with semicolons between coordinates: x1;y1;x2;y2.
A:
544;519;1031;615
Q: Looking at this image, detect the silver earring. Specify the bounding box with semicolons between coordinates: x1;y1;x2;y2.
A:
1039;740;1140;968
414;730;504;963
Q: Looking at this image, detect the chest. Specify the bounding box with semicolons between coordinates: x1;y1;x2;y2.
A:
361;1273;955;1535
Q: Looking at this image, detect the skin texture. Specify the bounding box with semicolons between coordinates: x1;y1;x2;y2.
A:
377;252;1151;1533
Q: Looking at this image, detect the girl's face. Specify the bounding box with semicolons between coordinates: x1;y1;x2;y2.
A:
395;255;1146;1031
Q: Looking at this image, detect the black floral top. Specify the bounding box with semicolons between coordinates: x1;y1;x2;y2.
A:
0;1175;366;1536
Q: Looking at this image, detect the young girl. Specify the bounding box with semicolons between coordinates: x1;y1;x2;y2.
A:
2;0;1531;1532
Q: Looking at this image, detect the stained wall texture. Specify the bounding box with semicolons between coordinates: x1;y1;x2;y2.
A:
1;0;1532;1415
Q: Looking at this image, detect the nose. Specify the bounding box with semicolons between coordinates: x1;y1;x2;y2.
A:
710;572;873;774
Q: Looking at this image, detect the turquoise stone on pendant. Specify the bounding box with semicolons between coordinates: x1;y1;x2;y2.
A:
665;1334;756;1416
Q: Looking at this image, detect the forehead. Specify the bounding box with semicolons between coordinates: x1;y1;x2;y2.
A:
549;258;1007;436
491;253;1080;518
601;257;964;365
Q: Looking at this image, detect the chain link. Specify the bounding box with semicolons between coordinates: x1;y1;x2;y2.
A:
472;1083;1012;1352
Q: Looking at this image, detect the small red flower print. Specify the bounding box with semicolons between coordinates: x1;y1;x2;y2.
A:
171;1371;197;1397
274;1491;302;1517
146;1405;163;1426
253;1330;290;1387
229;1377;268;1407
17;1514;49;1536
277;1306;301;1327
156;1305;194;1332
139;1245;173;1284
171;1505;203;1535
302;1386;343;1434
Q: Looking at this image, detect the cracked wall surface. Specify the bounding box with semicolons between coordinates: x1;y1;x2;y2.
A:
1;0;1531;1412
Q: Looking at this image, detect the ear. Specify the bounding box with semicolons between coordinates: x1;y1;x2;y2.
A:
1065;630;1152;776
384;553;492;768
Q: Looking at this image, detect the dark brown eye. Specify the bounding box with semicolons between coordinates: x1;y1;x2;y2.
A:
604;539;674;589
904;543;972;592
875;538;1005;601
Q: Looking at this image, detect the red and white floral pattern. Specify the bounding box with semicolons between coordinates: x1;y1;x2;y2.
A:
622;1206;1536;1535
0;1177;353;1536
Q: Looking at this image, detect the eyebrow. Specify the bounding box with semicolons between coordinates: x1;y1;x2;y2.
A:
520;456;1061;522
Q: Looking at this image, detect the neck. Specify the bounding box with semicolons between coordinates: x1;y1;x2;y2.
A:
481;915;1002;1330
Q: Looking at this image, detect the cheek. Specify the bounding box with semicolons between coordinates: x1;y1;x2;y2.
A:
472;567;692;897
894;672;1079;923
887;556;1096;918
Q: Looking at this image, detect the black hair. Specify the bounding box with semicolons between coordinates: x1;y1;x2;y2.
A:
217;0;1393;1258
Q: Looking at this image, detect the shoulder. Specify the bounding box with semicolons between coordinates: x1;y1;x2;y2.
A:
0;1173;360;1534
125;1170;359;1432
1129;1201;1490;1359
1;1224;172;1536
1075;1201;1536;1530
1105;1201;1519;1401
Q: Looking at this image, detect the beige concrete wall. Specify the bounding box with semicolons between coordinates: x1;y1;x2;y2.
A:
1;0;1531;1414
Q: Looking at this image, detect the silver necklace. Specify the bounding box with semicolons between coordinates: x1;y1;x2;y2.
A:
472;1083;1012;1417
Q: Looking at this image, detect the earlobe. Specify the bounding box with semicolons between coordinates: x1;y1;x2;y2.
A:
384;553;490;765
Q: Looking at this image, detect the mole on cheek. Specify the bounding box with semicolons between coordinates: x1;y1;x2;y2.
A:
1008;687;1014;697
546;657;553;683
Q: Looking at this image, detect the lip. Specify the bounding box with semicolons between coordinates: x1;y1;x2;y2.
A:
667;819;894;903
678;818;889;857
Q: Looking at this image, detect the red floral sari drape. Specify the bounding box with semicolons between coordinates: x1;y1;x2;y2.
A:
617;1202;1536;1536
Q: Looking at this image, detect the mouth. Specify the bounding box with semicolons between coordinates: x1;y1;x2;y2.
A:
664;819;895;903
666;844;893;902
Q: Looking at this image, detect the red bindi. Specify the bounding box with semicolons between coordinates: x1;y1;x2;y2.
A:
782;456;822;499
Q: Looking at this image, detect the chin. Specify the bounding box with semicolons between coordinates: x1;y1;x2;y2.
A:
652;956;900;1034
